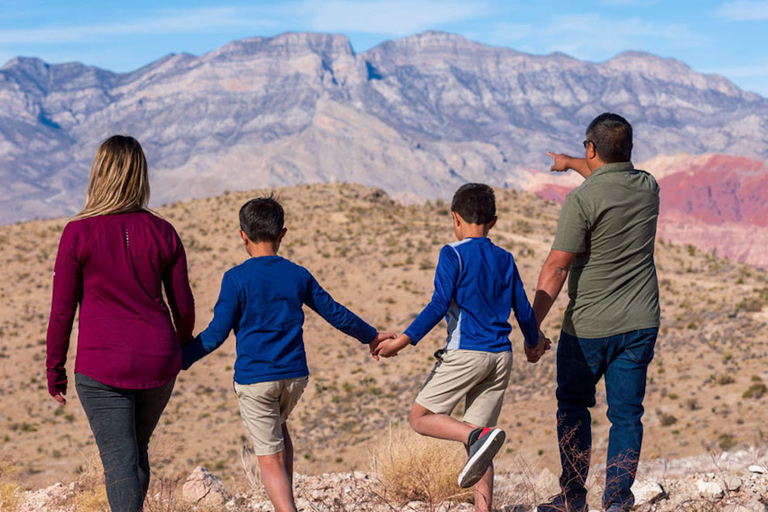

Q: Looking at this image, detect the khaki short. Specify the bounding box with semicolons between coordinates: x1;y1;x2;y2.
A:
234;376;308;456
416;349;512;428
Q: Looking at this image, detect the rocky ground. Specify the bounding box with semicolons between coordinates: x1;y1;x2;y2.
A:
8;449;768;511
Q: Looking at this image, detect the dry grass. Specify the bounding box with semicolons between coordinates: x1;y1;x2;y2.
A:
143;476;196;512
0;459;21;512
370;426;472;506
73;448;104;491
71;486;109;511
239;446;266;500
65;448;201;512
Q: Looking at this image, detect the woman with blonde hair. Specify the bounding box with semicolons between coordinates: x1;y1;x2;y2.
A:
46;135;195;512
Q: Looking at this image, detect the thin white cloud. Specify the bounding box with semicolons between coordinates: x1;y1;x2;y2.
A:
465;22;535;48
715;0;768;21
706;63;768;78
539;14;708;57
300;0;490;36
600;0;661;5
0;6;277;45
471;13;708;58
0;1;489;46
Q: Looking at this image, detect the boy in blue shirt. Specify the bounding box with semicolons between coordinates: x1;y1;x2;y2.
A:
182;196;394;512
372;183;547;512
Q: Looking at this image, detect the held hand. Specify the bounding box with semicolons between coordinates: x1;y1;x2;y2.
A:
524;343;546;363
524;330;552;364
372;334;412;359
370;332;397;361
539;329;552;352
53;393;67;405
547;152;574;173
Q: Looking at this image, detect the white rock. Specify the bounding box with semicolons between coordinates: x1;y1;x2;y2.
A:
748;464;767;474
182;466;230;506
724;475;743;491
696;478;725;499
631;480;666;505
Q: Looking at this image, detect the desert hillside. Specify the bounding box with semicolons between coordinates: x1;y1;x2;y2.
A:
1;183;767;497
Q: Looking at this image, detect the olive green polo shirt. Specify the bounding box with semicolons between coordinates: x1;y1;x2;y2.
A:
552;161;660;338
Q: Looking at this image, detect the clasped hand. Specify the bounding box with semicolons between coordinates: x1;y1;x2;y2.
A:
369;333;410;360
524;329;552;363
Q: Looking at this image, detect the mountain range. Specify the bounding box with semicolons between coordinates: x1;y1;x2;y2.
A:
2;30;768;226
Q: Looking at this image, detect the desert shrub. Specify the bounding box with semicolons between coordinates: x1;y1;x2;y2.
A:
371;427;471;505
684;398;701;411
714;374;735;386
657;410;678;427
742;383;767;399
738;298;765;313
717;433;738;451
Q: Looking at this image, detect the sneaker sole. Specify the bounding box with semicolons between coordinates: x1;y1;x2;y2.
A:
457;429;505;488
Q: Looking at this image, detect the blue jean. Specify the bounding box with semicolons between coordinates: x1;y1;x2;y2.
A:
555;328;657;511
75;373;175;512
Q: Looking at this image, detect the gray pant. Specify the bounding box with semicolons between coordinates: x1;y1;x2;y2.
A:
75;373;175;512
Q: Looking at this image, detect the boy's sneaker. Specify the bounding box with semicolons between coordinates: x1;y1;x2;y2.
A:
535;494;587;512
457;427;505;488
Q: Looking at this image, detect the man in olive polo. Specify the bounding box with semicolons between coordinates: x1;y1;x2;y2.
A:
530;113;660;512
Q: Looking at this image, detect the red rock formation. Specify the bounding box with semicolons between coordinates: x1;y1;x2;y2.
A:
657;155;768;227
523;154;768;269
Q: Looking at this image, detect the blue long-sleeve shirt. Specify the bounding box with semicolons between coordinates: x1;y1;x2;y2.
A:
404;237;538;352
182;255;377;384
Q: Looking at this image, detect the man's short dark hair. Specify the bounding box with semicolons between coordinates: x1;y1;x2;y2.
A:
586;113;633;163
451;183;496;224
239;195;284;243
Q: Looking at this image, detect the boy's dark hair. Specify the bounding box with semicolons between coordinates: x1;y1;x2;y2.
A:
239;195;284;243
451;183;496;224
585;112;633;163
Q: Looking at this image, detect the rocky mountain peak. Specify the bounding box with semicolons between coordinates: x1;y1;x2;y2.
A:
210;31;355;61
602;51;744;97
1;57;117;95
0;57;51;91
1;56;48;73
365;30;519;67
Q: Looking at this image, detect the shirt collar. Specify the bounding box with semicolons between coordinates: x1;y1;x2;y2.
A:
588;161;635;180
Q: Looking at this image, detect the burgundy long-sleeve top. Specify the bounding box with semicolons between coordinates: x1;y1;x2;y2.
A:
46;210;195;396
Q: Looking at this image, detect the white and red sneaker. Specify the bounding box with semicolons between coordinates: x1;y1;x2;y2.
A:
457;427;506;488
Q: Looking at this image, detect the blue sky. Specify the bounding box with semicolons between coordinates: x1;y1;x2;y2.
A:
1;0;767;96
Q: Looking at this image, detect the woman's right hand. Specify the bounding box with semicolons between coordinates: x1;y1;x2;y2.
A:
53;393;67;405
